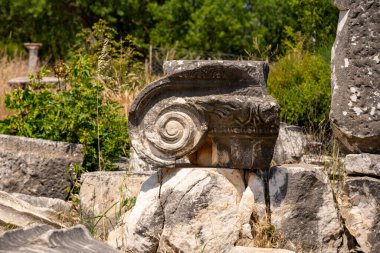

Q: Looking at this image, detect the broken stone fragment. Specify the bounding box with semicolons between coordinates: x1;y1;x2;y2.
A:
0;190;68;228
125;167;247;253
330;0;380;153
0;134;84;199
344;153;380;177
268;165;343;253
339;154;380;253
11;192;72;215
128;60;280;170
0;224;121;253
273;123;309;164
79;171;149;236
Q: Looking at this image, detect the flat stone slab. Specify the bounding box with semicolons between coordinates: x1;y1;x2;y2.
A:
0;134;83;199
0;224;120;253
0;190;66;228
11;192;72;215
8;76;60;88
345;153;380;177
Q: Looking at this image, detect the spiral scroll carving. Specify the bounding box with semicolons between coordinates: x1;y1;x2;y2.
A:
132;102;207;166
128;60;279;170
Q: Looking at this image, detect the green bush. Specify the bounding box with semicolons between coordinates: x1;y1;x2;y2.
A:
0;21;143;172
268;47;331;127
0;59;129;171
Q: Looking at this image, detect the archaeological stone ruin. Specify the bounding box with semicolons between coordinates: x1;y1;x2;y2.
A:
125;60;282;252
330;0;380;153
0;1;379;252
8;43;60;88
329;1;380;252
0;134;84;199
128;60;279;170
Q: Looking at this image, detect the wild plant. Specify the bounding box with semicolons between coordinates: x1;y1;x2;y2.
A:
0;20;146;173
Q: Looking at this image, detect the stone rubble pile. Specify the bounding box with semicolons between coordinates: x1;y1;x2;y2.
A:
122;60;340;253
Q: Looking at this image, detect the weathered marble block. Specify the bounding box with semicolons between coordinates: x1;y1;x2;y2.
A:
268;165;343;253
330;0;380;153
79;171;150;235
339;176;380;253
339;154;380;253
345;153;380;177
125;167;250;253
128;60;280;170
0;134;83;199
0;224;120;253
273;123;309;164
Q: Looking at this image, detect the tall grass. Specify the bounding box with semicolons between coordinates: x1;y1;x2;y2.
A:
0;54;28;119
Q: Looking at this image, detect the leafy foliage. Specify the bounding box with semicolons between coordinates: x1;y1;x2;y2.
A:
148;0;338;56
268;43;331;127
0;21;143;171
0;0;150;58
0;0;338;58
1;63;129;171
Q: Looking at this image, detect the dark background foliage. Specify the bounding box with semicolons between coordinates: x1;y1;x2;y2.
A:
0;0;338;59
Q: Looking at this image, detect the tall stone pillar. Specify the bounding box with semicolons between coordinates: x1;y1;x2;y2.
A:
24;43;42;75
331;2;380;252
330;0;380;153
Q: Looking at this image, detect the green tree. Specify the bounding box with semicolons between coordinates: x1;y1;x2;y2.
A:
184;0;255;54
0;0;338;58
148;0;256;54
0;0;151;58
148;0;338;57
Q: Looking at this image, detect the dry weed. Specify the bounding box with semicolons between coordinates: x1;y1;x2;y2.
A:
236;215;285;249
236;215;317;253
0;55;28;119
110;74;161;116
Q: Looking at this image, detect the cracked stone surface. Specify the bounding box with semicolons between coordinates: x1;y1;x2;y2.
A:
79;171;149;236
339;154;380;253
345;153;380;177
124;165;349;253
269;165;343;252
125;167;247;253
0;224;120;253
0;134;84;199
330;0;380;153
0;190;68;228
273;123;309;164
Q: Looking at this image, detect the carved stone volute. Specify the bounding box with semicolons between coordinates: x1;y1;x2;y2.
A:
128;60;280;170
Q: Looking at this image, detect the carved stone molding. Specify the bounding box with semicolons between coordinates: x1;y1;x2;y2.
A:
128;60;280;170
